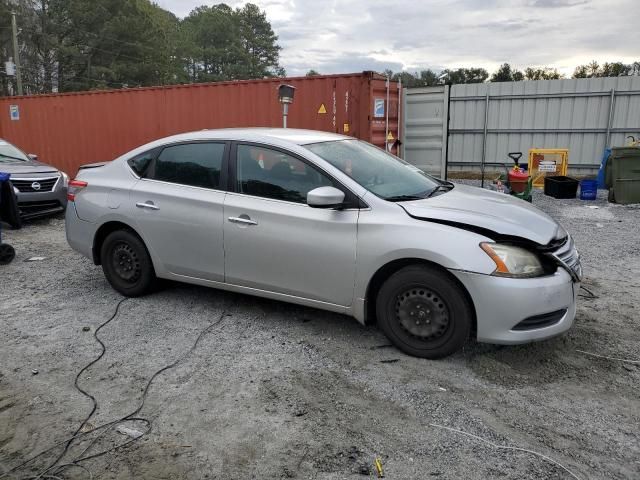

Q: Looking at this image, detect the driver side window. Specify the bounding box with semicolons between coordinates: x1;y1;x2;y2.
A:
236;145;333;203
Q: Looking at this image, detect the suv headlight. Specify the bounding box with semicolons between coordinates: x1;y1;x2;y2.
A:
480;242;544;278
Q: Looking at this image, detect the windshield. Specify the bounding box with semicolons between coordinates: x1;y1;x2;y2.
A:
0;142;29;163
304;139;442;200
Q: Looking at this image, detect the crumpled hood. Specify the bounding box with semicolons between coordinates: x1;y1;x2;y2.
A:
0;159;59;175
400;183;562;245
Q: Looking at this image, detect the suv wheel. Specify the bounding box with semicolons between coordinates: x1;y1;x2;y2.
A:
100;229;155;297
376;265;472;359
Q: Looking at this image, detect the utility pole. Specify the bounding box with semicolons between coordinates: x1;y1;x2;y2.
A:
11;11;23;96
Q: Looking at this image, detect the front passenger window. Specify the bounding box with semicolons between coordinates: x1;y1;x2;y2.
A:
236;145;333;203
152;143;225;189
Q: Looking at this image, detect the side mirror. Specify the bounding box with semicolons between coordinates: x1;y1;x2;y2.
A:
28;153;38;161
307;186;345;209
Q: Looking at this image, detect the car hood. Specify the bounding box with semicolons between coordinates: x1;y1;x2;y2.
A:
400;183;562;245
0;159;59;175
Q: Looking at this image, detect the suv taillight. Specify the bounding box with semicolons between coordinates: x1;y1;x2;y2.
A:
67;180;88;201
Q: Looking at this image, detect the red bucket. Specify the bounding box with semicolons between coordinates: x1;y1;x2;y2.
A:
508;170;529;193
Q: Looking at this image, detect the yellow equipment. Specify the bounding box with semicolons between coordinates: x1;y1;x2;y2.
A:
528;149;569;188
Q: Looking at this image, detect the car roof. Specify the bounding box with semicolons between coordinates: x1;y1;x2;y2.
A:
148;128;349;147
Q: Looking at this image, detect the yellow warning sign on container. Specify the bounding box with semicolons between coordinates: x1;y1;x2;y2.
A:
343;123;350;133
387;131;394;141
317;103;327;114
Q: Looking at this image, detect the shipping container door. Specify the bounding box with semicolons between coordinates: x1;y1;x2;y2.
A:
402;86;449;177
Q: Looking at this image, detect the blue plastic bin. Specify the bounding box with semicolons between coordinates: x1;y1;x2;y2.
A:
580;179;598;200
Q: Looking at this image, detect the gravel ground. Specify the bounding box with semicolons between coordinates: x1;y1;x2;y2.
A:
1;186;639;480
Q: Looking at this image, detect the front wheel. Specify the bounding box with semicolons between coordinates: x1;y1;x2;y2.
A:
100;229;156;297
376;265;473;359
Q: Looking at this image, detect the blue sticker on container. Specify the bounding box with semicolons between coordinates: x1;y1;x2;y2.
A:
374;98;385;118
9;105;19;121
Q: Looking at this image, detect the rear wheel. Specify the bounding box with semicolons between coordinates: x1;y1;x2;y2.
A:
100;229;155;296
375;265;472;359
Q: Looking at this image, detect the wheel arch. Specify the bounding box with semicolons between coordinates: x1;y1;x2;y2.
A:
92;220;145;265
364;258;477;334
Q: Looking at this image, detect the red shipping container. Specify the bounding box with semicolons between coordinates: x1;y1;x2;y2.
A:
0;71;400;176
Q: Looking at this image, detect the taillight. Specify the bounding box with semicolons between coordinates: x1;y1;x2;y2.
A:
67;180;88;201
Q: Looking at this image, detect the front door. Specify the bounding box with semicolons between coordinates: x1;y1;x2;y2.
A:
132;141;228;282
223;143;359;306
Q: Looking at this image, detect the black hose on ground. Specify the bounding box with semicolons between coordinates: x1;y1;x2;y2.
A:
1;298;227;480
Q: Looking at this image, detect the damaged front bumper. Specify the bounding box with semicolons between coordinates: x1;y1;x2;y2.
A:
451;267;578;345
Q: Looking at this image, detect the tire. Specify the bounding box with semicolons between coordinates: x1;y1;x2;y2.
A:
375;265;472;359
0;243;15;265
100;229;156;297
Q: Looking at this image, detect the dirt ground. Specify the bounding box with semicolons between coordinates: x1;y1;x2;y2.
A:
1;187;639;480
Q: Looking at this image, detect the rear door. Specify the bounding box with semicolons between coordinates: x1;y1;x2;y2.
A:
223;143;359;306
131;141;228;282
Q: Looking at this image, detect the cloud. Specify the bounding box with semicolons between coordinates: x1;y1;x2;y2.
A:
155;0;640;77
530;0;589;7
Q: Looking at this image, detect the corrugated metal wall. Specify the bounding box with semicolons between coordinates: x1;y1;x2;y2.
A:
447;76;640;173
0;72;400;175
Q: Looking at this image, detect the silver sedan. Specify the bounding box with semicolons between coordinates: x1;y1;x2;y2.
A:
0;138;68;220
65;129;581;358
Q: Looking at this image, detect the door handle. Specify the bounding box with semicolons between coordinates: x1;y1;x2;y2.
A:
228;216;257;226
136;201;160;210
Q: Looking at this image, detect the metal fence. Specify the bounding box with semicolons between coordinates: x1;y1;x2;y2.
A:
402;76;640;177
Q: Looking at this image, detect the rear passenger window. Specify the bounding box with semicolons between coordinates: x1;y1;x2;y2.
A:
153;143;225;189
128;152;154;177
236;145;333;203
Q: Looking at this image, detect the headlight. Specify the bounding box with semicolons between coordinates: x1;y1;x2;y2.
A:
480;242;544;278
556;223;567;240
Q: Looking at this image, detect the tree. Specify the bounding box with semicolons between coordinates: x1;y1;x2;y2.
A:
18;0;188;92
490;63;524;82
524;67;562;80
236;3;283;78
306;69;320;76
573;60;637;78
181;4;244;82
0;0;285;95
385;68;486;87
441;67;488;84
0;0;21;95
179;3;283;82
390;70;438;87
418;69;438;86
574;60;601;78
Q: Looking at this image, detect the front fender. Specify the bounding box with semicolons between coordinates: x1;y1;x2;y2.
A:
354;208;497;306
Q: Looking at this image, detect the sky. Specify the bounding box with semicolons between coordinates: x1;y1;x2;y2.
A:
155;0;640;77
